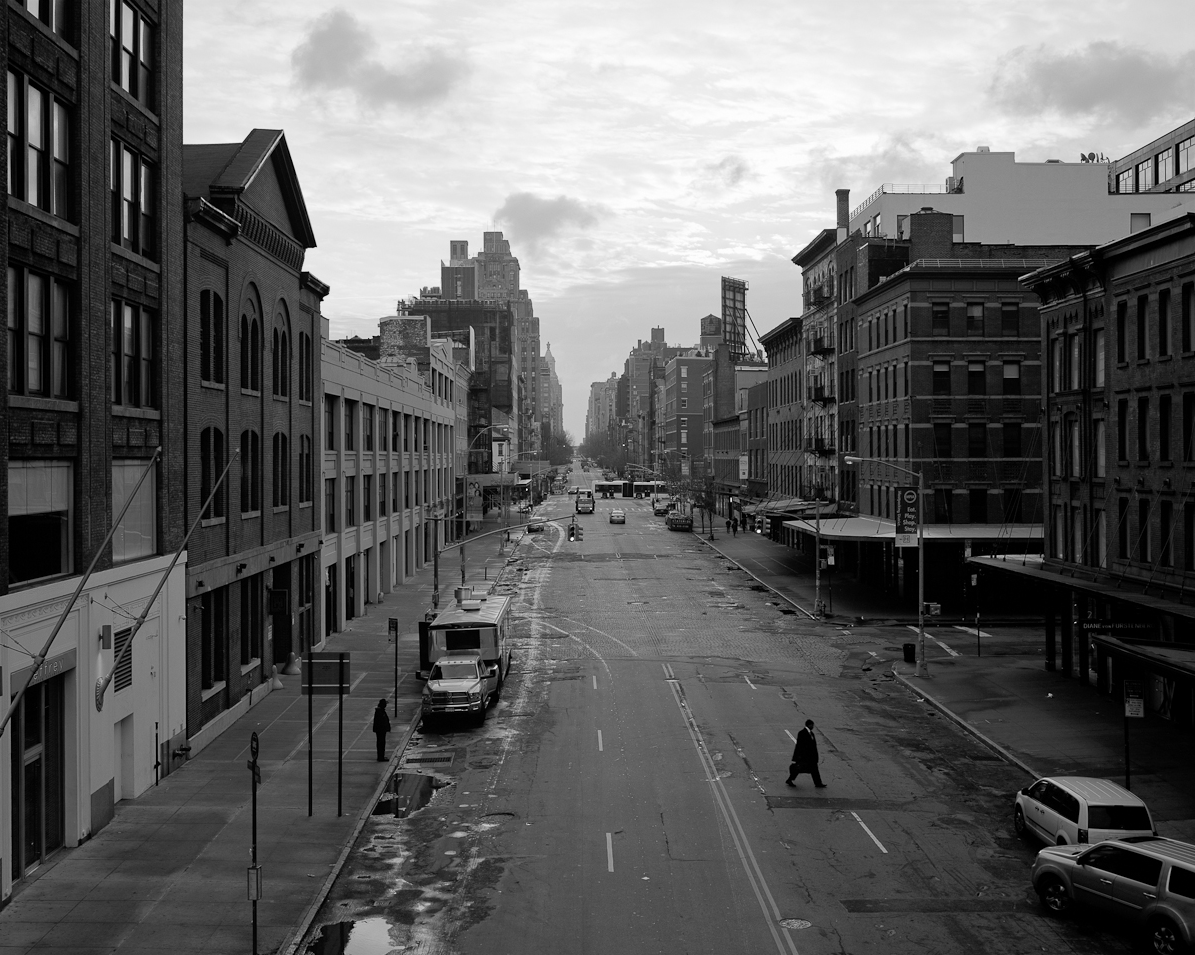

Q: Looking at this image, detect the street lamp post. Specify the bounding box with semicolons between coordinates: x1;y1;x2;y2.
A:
844;455;926;677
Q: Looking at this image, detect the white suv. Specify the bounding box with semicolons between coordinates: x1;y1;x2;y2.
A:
1015;776;1155;846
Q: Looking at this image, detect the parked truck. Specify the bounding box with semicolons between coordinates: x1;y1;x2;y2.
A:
418;588;512;725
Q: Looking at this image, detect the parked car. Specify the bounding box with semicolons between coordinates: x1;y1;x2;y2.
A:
517;501;532;513
653;498;676;516
568;486;579;495
1032;835;1195;954
527;518;545;533
609;508;625;524
665;511;693;531
1015;776;1155;846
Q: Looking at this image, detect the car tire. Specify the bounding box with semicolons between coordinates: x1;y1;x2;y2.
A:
1037;875;1071;917
1149;916;1187;955
476;699;488;726
1013;807;1028;838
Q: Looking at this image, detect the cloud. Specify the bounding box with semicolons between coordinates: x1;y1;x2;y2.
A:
292;8;468;108
808;132;946;197
990;42;1195;125
705;155;752;189
492;193;606;253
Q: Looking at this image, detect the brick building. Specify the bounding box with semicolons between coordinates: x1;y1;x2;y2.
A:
1;1;185;896
181;129;326;743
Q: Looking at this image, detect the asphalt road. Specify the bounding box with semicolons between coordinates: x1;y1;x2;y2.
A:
301;481;1142;955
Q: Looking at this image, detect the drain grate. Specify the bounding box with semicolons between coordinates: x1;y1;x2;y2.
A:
403;753;454;766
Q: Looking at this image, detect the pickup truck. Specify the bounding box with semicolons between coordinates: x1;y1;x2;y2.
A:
420;651;499;726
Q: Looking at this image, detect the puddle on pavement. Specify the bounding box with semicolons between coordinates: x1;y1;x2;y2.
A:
371;772;447;818
305;916;394;955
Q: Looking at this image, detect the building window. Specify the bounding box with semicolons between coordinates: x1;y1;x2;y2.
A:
1158;147;1175;184
1159;288;1171;357
1117;398;1128;461
968;361;985;395
110;1;153;107
1180;137;1195;175
378;409;388;452
1185;393;1195;462
1069;334;1081;389
239;429;260;514
239;575;262;667
1131;212;1152;234
8;460;72;584
1116;300;1127;362
1002;361;1021;395
1094;329;1105;386
111;459;155;562
1161;501;1173;567
968;423;986;458
1187;504;1195;572
344;400;356;452
344;475;356;527
362;473;373;522
1094;420;1105;477
111;299;154;408
931;303;950;336
1003;489;1022;524
1003;422;1021;457
934;489;954;523
1000;303;1018;337
7;72;71;219
1139;499;1151;562
9;266;71;399
299;435;312;504
1137;158;1155;191
951;215;964;242
1137;397;1149;461
363;405;374;451
271;323;289;397
934;423;952;458
200;427;225;519
239;300;260;392
378;471;386;517
199;290;224;385
325;478;336;532
1117;497;1129;559
1136;295;1148;360
325;396;336;451
110;139;154;258
970;489;987;524
1066;416;1080;476
932;361;951;395
272;432;289;508
1117;168;1134;194
200;588;226;691
966;303;984;336
298;332;312;401
1160;394;1172;462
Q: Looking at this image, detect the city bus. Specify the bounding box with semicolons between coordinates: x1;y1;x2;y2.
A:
633;481;667;499
593;480;628;499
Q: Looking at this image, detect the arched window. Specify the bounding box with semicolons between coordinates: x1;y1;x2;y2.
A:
272;431;289;507
200;290;224;384
240;299;260;392
200;426;225;519
271;326;290;398
240;429;260;513
298;332;312;401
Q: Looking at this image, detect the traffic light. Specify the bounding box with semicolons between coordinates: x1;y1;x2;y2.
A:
575;526;584;541
568;523;576;542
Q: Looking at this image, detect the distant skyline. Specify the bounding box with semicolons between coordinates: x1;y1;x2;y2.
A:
184;0;1195;439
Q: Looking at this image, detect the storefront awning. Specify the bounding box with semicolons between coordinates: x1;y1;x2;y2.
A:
744;497;833;517
1091;633;1195;682
784;517;1043;542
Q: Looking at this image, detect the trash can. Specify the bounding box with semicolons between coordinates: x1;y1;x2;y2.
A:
902;643;917;664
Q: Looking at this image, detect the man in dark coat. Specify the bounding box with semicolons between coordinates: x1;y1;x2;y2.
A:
372;699;391;761
786;719;826;787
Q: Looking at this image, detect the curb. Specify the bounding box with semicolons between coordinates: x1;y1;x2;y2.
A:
697;535;816;620
890;664;1039;781
277;706;424;955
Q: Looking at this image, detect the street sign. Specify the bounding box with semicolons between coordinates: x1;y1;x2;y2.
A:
1124;681;1144;718
302;652;351;695
895;486;918;548
388;617;399;639
250;731;259;759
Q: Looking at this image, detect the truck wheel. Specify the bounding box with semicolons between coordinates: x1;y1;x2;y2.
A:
476;699;488;726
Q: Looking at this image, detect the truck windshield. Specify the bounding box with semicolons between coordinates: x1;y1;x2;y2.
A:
432;662;478;680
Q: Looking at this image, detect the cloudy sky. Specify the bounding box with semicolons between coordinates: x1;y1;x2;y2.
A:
184;0;1195;439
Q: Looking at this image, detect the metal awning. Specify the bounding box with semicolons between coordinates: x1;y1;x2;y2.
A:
744;497;831;517
1091;634;1195;681
784;517;1043;542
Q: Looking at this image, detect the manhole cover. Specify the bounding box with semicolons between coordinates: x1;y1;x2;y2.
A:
404;754;454;765
778;918;812;930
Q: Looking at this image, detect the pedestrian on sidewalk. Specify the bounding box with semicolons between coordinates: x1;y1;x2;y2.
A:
372;699;391;761
732;517;739;536
726;518;732;534
785;719;826;788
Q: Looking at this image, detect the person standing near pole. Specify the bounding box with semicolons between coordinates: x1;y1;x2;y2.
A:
372;699;391;761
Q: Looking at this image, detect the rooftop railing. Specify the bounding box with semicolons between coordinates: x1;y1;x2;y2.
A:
851;183;949;221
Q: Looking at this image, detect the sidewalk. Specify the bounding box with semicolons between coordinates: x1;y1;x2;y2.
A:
702;527;1195;839
0;519;526;955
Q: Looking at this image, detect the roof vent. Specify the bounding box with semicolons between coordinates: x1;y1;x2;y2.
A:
461;599;482;611
976;146;990;153
1046;159;1062;164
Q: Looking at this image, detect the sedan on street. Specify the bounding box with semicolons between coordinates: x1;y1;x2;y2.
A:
609;508;625;524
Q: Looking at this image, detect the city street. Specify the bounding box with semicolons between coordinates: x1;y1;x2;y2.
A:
300;484;1140;955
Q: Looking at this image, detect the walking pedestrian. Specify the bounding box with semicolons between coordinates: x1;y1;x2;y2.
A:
785;719;826;788
372;699;391;762
732;517;739;536
726;518;732;534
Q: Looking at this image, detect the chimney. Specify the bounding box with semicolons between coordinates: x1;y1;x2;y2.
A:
835;189;850;243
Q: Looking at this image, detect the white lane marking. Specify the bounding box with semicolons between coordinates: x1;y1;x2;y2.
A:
554;613;639;657
592;675;598;690
540;620;612;679
606;832;614;872
904;626;959;657
597;730;603;752
784;729;796;744
350;672;367;692
668;679;800;955
744;675;757;690
851;812;888;854
661;663;675;681
954;625;993;638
